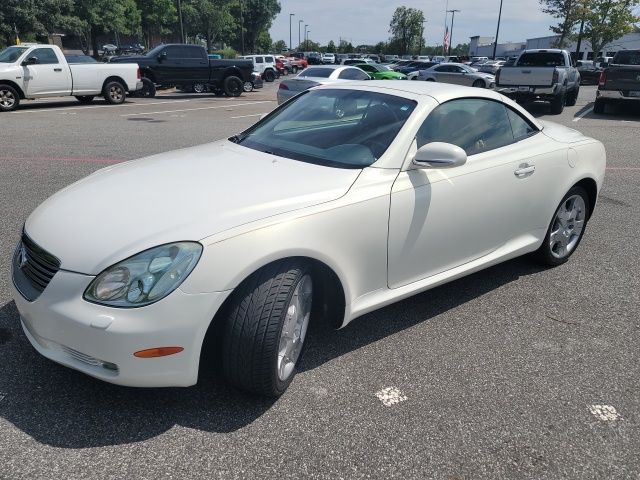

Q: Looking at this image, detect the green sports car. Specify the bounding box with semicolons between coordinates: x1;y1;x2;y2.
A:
354;63;408;80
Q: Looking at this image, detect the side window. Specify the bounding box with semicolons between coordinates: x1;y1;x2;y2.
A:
506;107;538;140
434;65;449;72
255;56;264;63
264;56;274;63
30;48;59;64
184;46;203;59
165;46;182;59
416;98;515;156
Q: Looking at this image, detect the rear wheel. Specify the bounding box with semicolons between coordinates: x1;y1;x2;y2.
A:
263;69;276;82
103;80;126;105
222;259;313;396
593;98;606;114
534;186;589;266
566;86;579;106
472;79;485;88
550;89;566;114
243;81;254;92
0;84;20;112
193;83;206;93
223;76;243;97
75;96;94;104
138;78;156;98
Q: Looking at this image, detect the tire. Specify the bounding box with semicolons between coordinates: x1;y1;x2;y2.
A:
213;88;225;97
223;75;243;97
193;83;206;93
75;95;94;104
0;84;20;112
103;80;126;104
292;66;298;74
550;89;566;114
138;77;156;98
263;69;276;82
222;259;313;397
593;98;605;114
426;78;435;82
566;86;579;106
243;81;254;92
534;186;590;267
472;79;485;88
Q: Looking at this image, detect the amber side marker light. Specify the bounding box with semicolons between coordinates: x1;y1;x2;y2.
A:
134;347;184;358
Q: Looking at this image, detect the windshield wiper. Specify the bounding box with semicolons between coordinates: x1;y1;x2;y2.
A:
228;133;248;144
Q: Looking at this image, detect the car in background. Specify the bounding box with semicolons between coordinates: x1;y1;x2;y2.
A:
341;58;375;66
64;54;98;64
418;63;495;88
354;63;407;80
576;60;601;85
469;56;489;64
307;52;322;65
477;60;505;75
594;49;640;114
286;56;308;73
395;61;437;75
416;55;431;61
241;54;279;82
430;56;446;63
243;72;264;92
322;53;336;64
208;53;222;60
276;65;371;104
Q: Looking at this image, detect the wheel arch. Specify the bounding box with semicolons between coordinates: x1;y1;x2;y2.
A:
0;80;26;99
223;67;243;80
101;75;128;93
572;176;598;220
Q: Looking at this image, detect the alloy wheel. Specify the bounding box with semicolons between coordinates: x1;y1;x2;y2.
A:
549;194;586;259
109;85;124;102
0;89;16;108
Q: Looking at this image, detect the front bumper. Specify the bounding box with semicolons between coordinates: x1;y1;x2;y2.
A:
11;269;231;387
597;89;640;101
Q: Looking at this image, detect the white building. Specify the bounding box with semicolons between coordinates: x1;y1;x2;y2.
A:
469;36;526;57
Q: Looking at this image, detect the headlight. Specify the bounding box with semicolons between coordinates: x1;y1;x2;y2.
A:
84;242;202;308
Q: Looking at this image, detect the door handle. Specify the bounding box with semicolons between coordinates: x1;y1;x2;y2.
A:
514;164;535;177
54;68;62;72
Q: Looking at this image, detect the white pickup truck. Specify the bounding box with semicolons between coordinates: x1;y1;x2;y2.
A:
495;49;581;114
0;44;142;112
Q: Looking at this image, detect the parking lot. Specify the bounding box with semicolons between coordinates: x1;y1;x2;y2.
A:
1;81;639;479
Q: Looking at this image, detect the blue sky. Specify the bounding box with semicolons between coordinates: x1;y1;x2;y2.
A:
269;0;558;48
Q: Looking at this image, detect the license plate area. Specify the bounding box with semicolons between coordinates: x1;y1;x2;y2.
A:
518;86;531;92
629;91;640;97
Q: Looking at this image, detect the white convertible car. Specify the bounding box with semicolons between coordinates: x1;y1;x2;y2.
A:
11;82;606;396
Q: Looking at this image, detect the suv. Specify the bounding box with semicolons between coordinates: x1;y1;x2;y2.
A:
322;53;336;64
242;55;279;82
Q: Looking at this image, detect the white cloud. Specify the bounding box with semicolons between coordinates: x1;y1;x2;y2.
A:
269;0;556;49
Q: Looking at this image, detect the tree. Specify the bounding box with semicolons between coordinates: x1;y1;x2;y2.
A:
74;0;141;56
580;0;639;56
1;0;83;46
337;39;353;53
388;6;425;56
183;0;236;52
255;30;271;52
137;0;177;48
232;0;280;53
272;39;287;52
326;40;336;53
540;0;580;47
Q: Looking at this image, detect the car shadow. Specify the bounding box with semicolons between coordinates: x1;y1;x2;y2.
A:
0;257;544;448
13;99;136;111
522;100;640;122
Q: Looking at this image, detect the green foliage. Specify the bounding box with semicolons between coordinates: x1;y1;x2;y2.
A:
326;40;336;53
255;30;272;53
272;39;287;52
138;0;177;46
389;6;425;56
580;0;639;56
232;0;281;53
540;0;580;47
183;0;236;52
337;39;353;53
213;47;237;58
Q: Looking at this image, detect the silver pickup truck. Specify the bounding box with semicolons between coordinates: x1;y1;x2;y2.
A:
495;49;581;114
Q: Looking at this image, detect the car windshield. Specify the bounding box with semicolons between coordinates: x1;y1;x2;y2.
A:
0;46;29;63
231;89;417;169
518;52;565;67
298;67;335;78
614;51;640;65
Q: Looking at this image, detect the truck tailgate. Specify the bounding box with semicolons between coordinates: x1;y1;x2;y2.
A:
498;67;554;87
604;66;640;91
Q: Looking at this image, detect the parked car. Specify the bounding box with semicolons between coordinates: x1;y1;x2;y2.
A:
286;56;308;73
576;60;601;85
307;52;322;65
416;55;431;61
109;44;253;98
395;61;437;75
322;53;336;64
341;58;375;66
243;72;264;92
430;56;446;63
419;63;495;88
477;60;505;75
495;49;581;114
354;63;407;80
594;49;640;114
0;44;141;112
277;65;371;104
241;54;279;82
11;82;606;397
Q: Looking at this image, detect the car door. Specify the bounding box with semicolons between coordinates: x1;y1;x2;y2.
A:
431;64;451;82
22;47;71;96
450;65;470;85
387;97;551;288
183;46;209;83
156;46;184;83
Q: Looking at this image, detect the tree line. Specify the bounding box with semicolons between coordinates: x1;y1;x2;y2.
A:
0;0;281;56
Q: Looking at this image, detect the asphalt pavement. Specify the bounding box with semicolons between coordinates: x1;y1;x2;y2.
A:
0;81;639;479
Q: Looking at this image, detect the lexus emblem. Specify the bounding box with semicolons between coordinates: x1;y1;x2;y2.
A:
17;244;28;269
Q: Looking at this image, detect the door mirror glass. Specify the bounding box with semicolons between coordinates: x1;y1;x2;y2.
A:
21;56;38;66
158;51;167;62
413;142;467;168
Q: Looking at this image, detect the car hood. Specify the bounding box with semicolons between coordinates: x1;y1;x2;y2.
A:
109;55;147;63
25;140;361;275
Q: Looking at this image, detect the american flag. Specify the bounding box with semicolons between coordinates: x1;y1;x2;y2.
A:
443;26;450;54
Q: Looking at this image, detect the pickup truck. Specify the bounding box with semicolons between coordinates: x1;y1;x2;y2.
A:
0;44;141;112
594;49;640;114
495;49;581;114
110;44;253;98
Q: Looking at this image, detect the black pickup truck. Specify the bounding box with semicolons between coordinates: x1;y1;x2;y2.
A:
594;49;640;114
110;44;253;97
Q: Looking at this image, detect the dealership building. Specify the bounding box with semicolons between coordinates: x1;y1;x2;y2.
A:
470;32;640;59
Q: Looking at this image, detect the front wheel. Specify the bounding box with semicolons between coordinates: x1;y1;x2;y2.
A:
223;76;243;97
243;81;253;92
534;186;590;266
472;79;485;88
75;96;94;104
0;84;20;112
193;83;206;93
222;259;313;396
291;66;298;74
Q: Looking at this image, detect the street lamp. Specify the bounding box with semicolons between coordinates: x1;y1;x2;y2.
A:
305;24;309;50
289;13;295;53
447;9;460;55
307;31;311;50
298;20;304;50
492;0;504;59
177;0;185;43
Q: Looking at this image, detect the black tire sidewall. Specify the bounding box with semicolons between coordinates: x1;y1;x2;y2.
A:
223;76;242;97
141;78;156;98
103;81;126;104
472;79;484;88
264;69;275;82
0;84;20;112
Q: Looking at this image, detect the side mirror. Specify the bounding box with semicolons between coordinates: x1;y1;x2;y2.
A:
21;56;38;66
157;51;167;62
413;142;467;169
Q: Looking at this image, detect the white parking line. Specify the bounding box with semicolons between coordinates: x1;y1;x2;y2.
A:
589;404;620;421
375;387;408;406
120;101;273;117
11;99;192;114
231;113;267;119
573;107;593;122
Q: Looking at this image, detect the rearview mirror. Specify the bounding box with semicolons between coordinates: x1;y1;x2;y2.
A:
21;56;38;66
413;142;467;168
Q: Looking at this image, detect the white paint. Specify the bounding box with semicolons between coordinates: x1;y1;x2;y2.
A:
573;107;593;122
375;387;407;406
589;404;620;421
231;113;267;119
120;101;272;117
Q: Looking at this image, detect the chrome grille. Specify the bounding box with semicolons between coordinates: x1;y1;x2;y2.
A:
12;233;60;301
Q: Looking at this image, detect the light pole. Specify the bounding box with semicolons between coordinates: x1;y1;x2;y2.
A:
298;20;303;50
289;13;294;53
492;0;504;59
307;31;311;50
305;24;309;50
177;0;185;43
447;9;460;55
239;0;245;55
